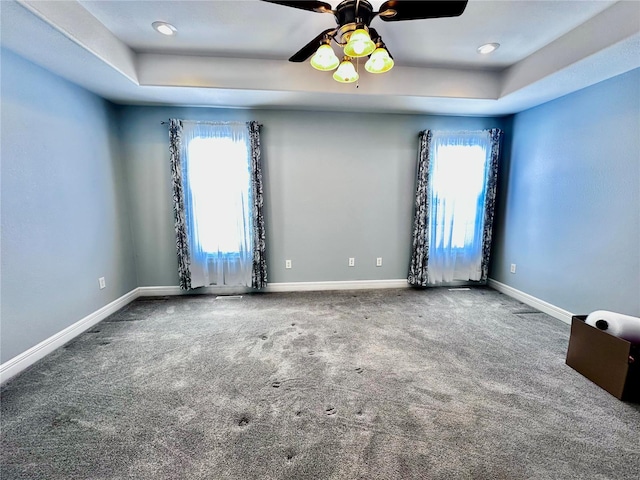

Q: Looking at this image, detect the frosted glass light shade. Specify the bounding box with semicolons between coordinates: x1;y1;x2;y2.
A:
333;59;359;83
344;28;376;57
365;47;394;74
310;44;339;71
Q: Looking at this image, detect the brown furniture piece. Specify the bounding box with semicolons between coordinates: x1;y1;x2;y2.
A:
565;315;639;401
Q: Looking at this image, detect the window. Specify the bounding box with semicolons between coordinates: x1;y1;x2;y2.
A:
422;130;496;285
169;120;266;289
408;129;502;287
431;143;488;250
186;136;251;256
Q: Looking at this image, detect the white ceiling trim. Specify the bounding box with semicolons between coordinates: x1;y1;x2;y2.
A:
18;0;138;83
5;0;640;115
501;0;640;97
137;54;501;100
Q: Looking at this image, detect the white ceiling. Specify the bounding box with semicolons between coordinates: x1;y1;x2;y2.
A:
1;0;639;116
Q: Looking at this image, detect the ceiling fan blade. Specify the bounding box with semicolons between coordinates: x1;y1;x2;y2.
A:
378;0;468;21
289;28;335;62
261;0;333;14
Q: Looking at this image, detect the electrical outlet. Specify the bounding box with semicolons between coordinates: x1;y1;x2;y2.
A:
285;260;292;269
376;257;383;267
98;277;106;289
348;257;355;267
510;264;517;274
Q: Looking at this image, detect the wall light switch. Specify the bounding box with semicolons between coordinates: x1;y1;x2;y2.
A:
348;257;355;267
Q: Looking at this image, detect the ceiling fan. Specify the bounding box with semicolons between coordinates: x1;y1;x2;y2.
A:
261;0;469;83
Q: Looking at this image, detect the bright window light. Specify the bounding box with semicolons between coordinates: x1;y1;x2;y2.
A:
187;137;250;255
431;144;487;249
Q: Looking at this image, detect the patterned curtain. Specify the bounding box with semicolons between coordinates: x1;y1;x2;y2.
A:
248;121;268;289
479;128;503;282
168;119;267;290
168;119;192;290
407;130;432;286
407;129;502;286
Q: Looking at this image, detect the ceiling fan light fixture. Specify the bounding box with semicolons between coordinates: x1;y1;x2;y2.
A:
264;0;472;85
310;44;340;71
152;21;177;36
477;43;500;55
343;27;376;58
365;47;394;74
332;58;359;83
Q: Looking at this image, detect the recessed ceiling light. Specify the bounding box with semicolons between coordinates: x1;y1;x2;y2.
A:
477;43;500;55
152;21;177;36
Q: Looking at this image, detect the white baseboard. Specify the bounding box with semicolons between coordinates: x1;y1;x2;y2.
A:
0;289;139;384
264;279;409;292
139;279;409;296
137;285;252;296
487;278;573;325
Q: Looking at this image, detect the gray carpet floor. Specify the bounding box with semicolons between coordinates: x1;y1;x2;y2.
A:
1;287;639;479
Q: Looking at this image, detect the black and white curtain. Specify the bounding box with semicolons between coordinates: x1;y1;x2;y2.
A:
407;130;432;287
480;129;502;281
408;129;502;286
169;119;192;289
248;121;268;289
168;119;267;290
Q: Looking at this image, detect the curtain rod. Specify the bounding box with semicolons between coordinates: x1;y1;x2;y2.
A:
160;120;262;127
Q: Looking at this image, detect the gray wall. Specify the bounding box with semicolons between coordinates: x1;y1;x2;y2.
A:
0;49;138;363
491;68;640;316
118;106;507;286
